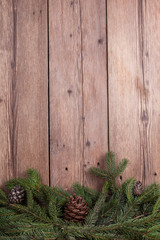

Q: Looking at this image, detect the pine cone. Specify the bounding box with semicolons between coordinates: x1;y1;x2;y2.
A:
133;181;143;196
63;194;89;223
9;185;25;204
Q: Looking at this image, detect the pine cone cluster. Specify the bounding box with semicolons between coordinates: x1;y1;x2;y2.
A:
133;181;143;196
63;194;89;223
9;185;25;204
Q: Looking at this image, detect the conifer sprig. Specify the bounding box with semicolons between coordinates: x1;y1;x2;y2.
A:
0;152;160;239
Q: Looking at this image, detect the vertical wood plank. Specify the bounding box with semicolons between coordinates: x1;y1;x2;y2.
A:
0;0;11;186
81;0;108;189
142;1;160;185
0;0;49;186
107;0;141;183
108;0;160;185
49;0;83;189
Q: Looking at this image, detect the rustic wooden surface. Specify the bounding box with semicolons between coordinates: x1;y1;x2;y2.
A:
49;0;84;190
81;0;108;189
0;0;49;186
49;0;108;190
107;0;160;185
0;0;160;189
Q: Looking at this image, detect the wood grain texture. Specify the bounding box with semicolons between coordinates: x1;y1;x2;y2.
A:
108;0;160;185
49;0;83;190
81;0;108;190
0;0;49;186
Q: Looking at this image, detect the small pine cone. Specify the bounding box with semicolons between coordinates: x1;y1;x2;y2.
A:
9;185;25;204
63;194;89;223
133;181;143;196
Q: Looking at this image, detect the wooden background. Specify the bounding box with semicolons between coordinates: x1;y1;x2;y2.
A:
0;0;160;190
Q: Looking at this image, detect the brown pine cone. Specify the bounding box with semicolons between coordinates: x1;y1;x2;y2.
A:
63;194;89;223
9;185;25;204
133;181;143;196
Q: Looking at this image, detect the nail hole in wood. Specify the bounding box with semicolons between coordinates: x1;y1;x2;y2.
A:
98;38;103;44
11;61;15;69
33;11;35;15
65;167;68;171
63;144;65;148
97;162;100;166
154;172;157;176
120;175;122;180
40;10;42;14
70;33;72;38
86;140;91;147
67;89;72;96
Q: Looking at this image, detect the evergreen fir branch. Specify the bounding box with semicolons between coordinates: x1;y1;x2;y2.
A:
90;167;108;179
48;200;63;221
120;184;160;222
73;182;99;207
27;168;41;189
136;183;160;204
48;200;57;220
153;196;160;214
83;186;99;202
0;189;9;202
9;203;52;223
114;158;129;178
88;232;116;239
85;182;109;226
0;200;8;206
73;182;85;199
101;196;119;218
32;187;47;203
1;153;160;239
106;151;116;174
124;178;136;203
5;178;30;190
51;186;71;200
26;190;34;209
83;186;99;207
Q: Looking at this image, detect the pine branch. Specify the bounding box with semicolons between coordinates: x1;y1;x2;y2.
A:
114;158;129;178
106;152;116;174
90;167;108;179
153;197;160;214
9;203;52;223
1;152;160;239
73;182;85;199
85;182;109;226
124;178;136;204
0;190;9;202
27;168;41;189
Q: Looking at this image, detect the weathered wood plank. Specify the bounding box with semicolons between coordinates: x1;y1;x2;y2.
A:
49;0;83;189
81;0;108;189
107;0;160;185
142;0;160;185
0;0;49;186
